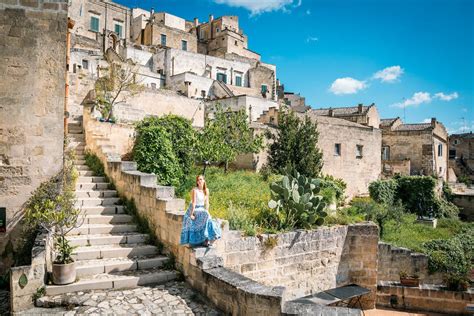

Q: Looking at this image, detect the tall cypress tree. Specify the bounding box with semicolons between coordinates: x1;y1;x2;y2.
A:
266;110;323;177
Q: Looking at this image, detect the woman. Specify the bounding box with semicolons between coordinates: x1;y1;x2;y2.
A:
180;175;221;247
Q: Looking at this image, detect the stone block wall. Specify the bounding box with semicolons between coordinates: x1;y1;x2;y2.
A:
82;105;377;312
377;242;444;285
377;282;473;315
0;0;67;251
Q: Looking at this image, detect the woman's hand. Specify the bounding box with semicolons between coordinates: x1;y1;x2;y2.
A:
190;213;196;220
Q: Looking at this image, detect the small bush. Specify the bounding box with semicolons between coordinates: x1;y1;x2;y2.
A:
84;151;105;177
133;124;183;187
396;175;437;216
369;179;398;205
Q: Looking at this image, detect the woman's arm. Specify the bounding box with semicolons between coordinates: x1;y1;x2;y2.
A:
190;189;196;219
205;188;210;212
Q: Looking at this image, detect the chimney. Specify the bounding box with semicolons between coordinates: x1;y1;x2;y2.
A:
194;17;199;27
328;108;334;117
209;14;214;23
431;118;436;127
358;103;363;113
150;8;155;22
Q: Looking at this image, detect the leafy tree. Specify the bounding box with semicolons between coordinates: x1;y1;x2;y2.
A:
95;62;143;121
133;124;182;187
197;104;263;173
136;115;196;177
266;109;323;178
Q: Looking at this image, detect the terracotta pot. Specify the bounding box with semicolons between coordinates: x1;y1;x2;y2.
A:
52;261;76;285
400;277;420;287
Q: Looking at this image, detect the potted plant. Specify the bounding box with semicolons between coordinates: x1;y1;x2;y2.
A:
399;270;420;287
25;147;81;285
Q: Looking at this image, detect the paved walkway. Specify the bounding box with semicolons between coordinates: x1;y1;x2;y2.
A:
21;281;221;315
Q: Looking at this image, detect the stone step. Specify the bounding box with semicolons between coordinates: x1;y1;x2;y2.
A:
67;232;148;247
44;268;177;296
76;182;110;191
77;176;107;183
67;133;84;139
75;256;168;278
83;214;132;225
75;197;120;207
75;160;86;165
68;224;137;236
75;164;90;170
72;244;159;261
68;130;83;135
78;170;94;176
76;190;118;198
79;205;126;215
75;155;85;160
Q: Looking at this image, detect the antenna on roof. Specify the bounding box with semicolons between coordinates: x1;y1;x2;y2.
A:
461;116;467;132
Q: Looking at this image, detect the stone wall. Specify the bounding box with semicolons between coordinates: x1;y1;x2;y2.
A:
221;224;379;304
145;23;198;53
382;159;410;176
377;242;444;285
0;0;67;249
453;192;474;221
114;89;205;128
83;105;376;313
377;281;473;315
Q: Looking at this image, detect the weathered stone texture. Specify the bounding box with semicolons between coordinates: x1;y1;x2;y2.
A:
377;282;473;315
377;242;444;285
0;3;66;242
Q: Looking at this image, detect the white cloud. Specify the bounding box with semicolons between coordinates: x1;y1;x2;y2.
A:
373;65;404;83
392;92;431;108
329;77;367;95
213;0;296;15
422;118;431;123
306;36;318;43
434;92;459;101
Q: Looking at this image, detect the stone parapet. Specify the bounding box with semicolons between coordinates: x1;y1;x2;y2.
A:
377;242;444;285
377;281;473;315
0;0;68;12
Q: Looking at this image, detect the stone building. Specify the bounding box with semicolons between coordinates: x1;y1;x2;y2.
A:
380;117;448;180
448;132;474;181
0;0;67;262
253;107;382;198
312;103;380;128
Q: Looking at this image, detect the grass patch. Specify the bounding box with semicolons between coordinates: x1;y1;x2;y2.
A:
84;151;105;177
382;214;473;253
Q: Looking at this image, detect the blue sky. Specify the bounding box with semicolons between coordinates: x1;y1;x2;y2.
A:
119;0;473;134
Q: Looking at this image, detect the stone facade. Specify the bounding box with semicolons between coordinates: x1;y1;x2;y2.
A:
377;242;444;285
312;104;380;129
0;0;67;250
449;132;474;181
68;0;131;45
377;282;473;315
206;95;279;123
380;117;449;180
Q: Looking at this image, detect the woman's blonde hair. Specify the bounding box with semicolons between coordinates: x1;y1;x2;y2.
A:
196;175;207;196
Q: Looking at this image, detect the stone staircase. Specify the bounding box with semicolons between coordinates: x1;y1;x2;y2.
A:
44;122;176;296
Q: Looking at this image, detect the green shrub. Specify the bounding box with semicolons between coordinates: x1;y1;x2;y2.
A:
433;197;459;218
84;151;105;177
319;175;347;205
368;179;398;205
136;115;196;177
133;124;182;187
396;175;437;216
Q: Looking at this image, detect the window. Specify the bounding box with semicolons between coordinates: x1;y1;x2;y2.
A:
438;144;443;157
382;146;390;161
216;27;220;33
235;40;238;46
201;90;206;98
160;34;167;46
454;139;459;145
216;73;227;83
90;16;99;32
334;144;341;156
356;145;363;158
449;149;456;160
200;29;205;39
82;59;89;70
261;85;268;93
114;23;123;38
181;40;187;51
235;75;242;87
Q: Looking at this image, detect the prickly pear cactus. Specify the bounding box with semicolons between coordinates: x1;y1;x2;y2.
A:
268;170;328;229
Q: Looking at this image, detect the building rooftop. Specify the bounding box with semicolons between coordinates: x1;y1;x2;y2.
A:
450;132;474;138
305;111;373;130
393;123;432;131
380;118;399;128
311;104;372;117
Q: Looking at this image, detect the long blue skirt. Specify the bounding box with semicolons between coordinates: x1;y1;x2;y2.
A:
180;204;221;246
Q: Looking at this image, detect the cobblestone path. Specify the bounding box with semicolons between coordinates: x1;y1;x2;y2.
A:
22;281;221;315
